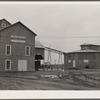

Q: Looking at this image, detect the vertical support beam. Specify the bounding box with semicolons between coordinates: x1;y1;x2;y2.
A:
47;46;51;71
45;46;64;71
58;52;63;70
43;60;45;71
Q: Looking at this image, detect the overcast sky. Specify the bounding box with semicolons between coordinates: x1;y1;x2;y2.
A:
0;2;100;52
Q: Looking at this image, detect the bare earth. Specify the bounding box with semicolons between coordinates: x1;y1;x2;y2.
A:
0;70;100;90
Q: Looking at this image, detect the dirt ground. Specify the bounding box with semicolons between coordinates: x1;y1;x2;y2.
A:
0;70;100;90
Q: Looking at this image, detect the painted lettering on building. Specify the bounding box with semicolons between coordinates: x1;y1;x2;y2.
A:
11;35;26;39
11;39;25;43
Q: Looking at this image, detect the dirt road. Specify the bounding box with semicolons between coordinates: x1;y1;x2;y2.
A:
0;76;96;90
0;71;99;90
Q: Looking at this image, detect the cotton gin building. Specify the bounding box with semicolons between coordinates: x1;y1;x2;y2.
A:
0;19;36;71
64;43;100;70
35;41;64;70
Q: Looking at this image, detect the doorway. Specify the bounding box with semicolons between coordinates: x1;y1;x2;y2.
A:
18;60;27;71
73;60;76;67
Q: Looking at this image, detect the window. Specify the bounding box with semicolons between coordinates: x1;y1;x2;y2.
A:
84;59;89;63
1;23;6;28
84;47;88;50
82;46;89;50
68;60;71;63
25;46;30;56
98;47;100;51
6;45;11;55
5;60;11;70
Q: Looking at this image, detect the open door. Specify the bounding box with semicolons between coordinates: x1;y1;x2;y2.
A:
35;54;44;70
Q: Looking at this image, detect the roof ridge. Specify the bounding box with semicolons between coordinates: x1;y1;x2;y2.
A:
0;18;12;25
0;21;36;36
0;21;19;31
67;49;100;54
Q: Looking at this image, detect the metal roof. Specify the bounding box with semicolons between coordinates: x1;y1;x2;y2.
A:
35;41;65;54
80;43;100;46
66;49;100;54
35;41;45;48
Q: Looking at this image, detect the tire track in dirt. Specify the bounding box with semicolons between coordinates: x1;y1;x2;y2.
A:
0;75;98;90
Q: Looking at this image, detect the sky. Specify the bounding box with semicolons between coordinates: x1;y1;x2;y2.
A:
0;2;100;52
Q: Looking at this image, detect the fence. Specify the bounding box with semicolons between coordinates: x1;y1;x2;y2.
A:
38;64;64;71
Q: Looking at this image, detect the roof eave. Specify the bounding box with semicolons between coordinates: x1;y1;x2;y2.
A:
0;21;37;36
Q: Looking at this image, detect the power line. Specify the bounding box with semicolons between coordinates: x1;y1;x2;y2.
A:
38;36;100;38
36;38;63;50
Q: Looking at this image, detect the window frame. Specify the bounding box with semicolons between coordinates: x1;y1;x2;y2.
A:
25;46;30;56
1;23;6;28
84;59;89;63
68;59;71;63
5;59;11;70
5;44;11;55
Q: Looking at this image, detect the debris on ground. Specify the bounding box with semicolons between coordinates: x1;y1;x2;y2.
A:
0;70;100;90
40;75;60;79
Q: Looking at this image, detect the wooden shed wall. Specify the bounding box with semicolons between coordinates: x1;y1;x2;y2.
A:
64;52;100;70
81;45;100;50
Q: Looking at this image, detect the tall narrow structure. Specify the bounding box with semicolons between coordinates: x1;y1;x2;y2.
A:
0;19;36;71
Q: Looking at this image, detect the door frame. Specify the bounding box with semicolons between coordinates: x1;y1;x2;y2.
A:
18;60;27;71
73;60;76;67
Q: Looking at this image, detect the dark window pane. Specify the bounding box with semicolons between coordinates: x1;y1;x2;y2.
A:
7;45;10;55
26;46;30;56
6;61;10;69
